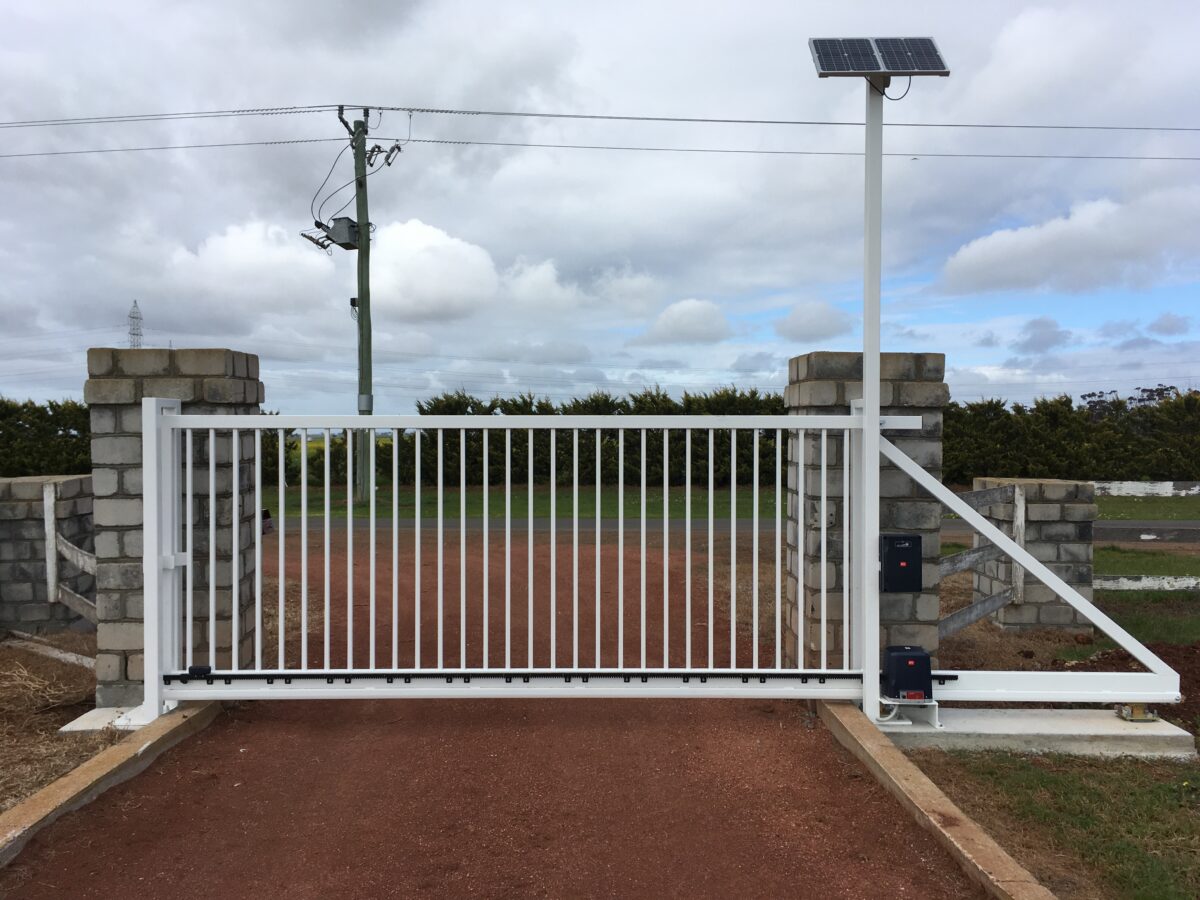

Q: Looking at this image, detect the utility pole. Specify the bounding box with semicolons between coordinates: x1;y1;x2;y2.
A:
351;116;373;504
303;107;403;504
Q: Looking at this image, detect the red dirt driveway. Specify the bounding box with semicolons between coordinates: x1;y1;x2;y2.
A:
1;698;981;899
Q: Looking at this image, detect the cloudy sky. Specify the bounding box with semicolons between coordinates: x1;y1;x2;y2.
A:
2;1;1198;412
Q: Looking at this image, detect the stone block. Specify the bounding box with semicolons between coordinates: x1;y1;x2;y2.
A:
142;377;197;402
126;652;144;681
1040;481;1080;502
116;348;171;376
9;479;46;501
95;652;123;682
880;595;913;621
93;497;142;528
98;621;144;651
888;437;941;468
894;382;950;407
1063;503;1099;522
879;502;942;531
1059;542;1092;563
95;592;123;619
87;347;115;376
916;354;946;381
1039;604;1077;626
789;381;839;408
84;378;137;405
1026;503;1063;522
91;435;141;465
18;604;51;622
176;348;233;376
886;623;937;648
97;561;142;591
1;582;34;603
202;378;247;404
913;593;940;622
0;501;29;520
999;604;1039;625
94;531;121;559
121;468;143;495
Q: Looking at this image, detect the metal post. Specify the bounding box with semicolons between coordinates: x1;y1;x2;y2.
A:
124;398;180;726
859;76;887;722
353;115;373;503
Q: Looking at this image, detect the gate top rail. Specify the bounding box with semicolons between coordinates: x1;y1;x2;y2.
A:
156;412;924;431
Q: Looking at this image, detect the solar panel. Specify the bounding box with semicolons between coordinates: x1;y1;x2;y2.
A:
809;38;881;76
875;38;949;76
809;37;949;77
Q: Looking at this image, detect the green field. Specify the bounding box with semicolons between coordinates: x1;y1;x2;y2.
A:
1096;494;1200;521
1095;545;1200;577
261;484;783;522
915;749;1200;900
918;582;1200;898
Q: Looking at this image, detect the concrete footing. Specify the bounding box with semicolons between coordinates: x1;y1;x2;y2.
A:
881;708;1197;760
59;707;137;733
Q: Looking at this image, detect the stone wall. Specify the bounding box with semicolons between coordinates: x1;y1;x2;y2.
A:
971;477;1096;631
784;352;947;666
0;474;94;632
86;348;263;707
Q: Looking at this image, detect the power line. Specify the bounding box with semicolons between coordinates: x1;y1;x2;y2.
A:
4;133;1200;163
373;104;1200;133
400;137;1200;165
0;105;337;129
3;102;1200;133
0;136;345;159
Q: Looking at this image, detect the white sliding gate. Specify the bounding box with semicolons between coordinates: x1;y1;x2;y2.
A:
133;398;1180;723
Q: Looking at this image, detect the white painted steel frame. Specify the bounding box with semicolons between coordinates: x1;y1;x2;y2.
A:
136;408;924;721
881;437;1180;703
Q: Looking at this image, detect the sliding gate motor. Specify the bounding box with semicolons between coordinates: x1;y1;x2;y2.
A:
878;645;942;729
882;645;932;701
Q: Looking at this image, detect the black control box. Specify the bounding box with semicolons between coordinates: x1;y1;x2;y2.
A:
882;645;933;701
880;534;922;593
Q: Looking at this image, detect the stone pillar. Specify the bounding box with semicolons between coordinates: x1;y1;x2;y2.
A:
85;348;263;707
784;352;947;667
0;474;93;631
971;477;1096;632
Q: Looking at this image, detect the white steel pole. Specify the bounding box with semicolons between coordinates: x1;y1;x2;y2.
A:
859;76;887;722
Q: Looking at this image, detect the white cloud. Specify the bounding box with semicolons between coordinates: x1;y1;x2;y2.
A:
942;189;1200;294
164;221;335;310
371;219;499;321
631;299;731;345
502;258;584;309
773;300;854;343
1148;312;1190;336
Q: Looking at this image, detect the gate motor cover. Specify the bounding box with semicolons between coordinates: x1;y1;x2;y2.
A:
882;645;933;701
880;533;922;593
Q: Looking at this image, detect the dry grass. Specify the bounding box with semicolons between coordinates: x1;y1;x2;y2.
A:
0;645;122;814
936;571;1091;671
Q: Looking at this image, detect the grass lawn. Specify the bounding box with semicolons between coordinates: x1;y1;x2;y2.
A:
918;582;1200;899
913;750;1200;900
261;484;784;521
1096;494;1200;521
1094;544;1200;577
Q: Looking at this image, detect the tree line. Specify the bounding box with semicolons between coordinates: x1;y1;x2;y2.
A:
3;386;1197;484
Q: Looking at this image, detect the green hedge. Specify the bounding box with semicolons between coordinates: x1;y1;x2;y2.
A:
0;398;90;477
263;387;786;487
944;389;1200;484
5;386;1196;486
